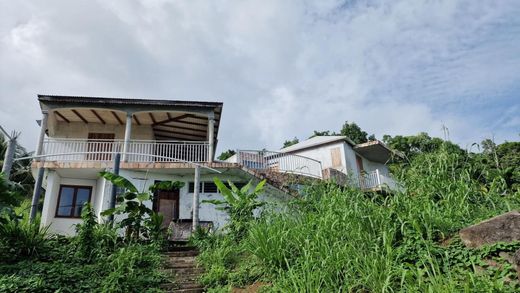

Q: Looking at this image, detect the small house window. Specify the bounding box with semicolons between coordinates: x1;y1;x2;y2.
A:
188;182;247;193
56;185;92;218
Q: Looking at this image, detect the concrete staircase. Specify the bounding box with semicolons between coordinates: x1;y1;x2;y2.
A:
161;242;205;293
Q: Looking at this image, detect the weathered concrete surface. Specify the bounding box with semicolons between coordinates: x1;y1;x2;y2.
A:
459;211;520;248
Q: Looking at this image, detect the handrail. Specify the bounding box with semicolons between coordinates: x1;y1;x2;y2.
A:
236;149;323;179
41;138;210;163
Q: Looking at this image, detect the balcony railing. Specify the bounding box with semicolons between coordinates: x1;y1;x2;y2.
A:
236;150;323;179
42;138;209;163
359;169;397;190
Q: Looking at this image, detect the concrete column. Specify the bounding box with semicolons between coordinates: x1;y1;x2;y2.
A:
35;111;49;159
29;167;45;222
207;113;215;162
192;165;200;231
122;113;132;162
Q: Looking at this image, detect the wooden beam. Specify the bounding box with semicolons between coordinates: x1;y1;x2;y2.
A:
54;111;70;123
72;109;89;124
149;112;157;124
91;110;106;124
111;111;123;125
153;114;192;126
153;124;207;134
133;115;141;125
152;128;207;139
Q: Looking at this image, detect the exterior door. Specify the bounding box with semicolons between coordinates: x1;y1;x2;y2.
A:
87;133;115;161
153;185;180;228
356;155;365;188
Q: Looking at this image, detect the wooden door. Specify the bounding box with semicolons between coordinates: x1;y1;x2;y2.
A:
87;133;115;161
330;147;342;168
153;187;180;228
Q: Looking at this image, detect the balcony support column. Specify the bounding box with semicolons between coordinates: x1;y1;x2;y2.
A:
192;165;200;231
207;112;215;162
122;112;132;162
30;111;48;223
35;111;49;159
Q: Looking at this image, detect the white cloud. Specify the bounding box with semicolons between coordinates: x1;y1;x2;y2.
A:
0;0;519;153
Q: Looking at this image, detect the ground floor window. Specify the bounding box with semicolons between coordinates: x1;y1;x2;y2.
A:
55;185;92;218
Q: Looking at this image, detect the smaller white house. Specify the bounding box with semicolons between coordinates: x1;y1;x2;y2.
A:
280;136;398;190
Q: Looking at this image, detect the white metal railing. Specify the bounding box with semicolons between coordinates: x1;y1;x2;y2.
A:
236;150;323;179
42;138;209;163
358;169;397;190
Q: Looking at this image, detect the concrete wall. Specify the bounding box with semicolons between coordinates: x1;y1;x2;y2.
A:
50;121;154;140
290;142;348;174
289;142;389;178
41;172;99;235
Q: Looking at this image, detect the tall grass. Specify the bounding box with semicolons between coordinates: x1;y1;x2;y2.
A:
196;147;520;292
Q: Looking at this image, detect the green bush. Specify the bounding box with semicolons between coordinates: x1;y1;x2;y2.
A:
195;147;520;292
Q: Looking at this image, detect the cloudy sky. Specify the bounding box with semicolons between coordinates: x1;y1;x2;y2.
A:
1;0;519;154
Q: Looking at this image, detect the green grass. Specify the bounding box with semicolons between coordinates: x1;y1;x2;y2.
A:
195;148;520;292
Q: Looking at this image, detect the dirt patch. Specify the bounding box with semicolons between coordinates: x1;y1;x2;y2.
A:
232;282;270;293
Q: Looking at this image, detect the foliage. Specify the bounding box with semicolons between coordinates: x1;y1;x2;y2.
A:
0;134;34;194
195;146;520;292
382;132;464;159
0;174;22;218
339;121;374;144
0;205;49;263
282;137;299;148
100;171;184;242
74;202;97;262
203;178;266;241
217;149;236;161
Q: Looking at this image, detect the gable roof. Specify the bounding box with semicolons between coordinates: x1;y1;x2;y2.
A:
280;136;355;153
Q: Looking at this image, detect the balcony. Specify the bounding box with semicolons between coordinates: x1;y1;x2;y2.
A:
236;150;323;179
42;138;209;163
359;169;398;191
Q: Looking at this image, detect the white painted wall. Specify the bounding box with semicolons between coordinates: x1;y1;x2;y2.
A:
289;142;348;173
51;121;154;140
289;141;389;178
41;173;99;235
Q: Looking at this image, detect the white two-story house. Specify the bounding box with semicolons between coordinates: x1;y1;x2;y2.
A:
30;95;397;236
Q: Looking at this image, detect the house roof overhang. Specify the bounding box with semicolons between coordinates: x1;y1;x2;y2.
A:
38;95;223;141
353;140;402;164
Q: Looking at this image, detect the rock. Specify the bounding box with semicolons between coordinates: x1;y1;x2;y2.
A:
459;211;520;248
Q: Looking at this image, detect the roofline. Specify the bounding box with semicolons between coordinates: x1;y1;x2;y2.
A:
354;140;404;159
37;94;223;109
281;136;356;154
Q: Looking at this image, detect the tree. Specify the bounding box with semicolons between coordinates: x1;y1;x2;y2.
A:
202;178;266;240
382;132;463;159
282;137;299;148
0;134;34;194
100;171;184;241
339;121;373;144
309;130;334;138
217;149;236;161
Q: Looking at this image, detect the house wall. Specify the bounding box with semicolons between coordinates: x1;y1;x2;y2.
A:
289;142;348;174
41;172;99;235
50;121;154;140
289;142;389;178
115;170;251;230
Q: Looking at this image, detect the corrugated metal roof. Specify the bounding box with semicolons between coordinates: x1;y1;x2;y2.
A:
38;94;223;108
281;136;354;153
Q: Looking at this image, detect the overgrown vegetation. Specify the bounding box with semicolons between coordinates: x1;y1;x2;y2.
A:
0;172;171;292
194;144;520;292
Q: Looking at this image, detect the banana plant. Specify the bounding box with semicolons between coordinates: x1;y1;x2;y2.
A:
99;171;184;241
203;178;266;240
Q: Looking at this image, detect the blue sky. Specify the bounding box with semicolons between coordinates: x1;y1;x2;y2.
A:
0;0;519;153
